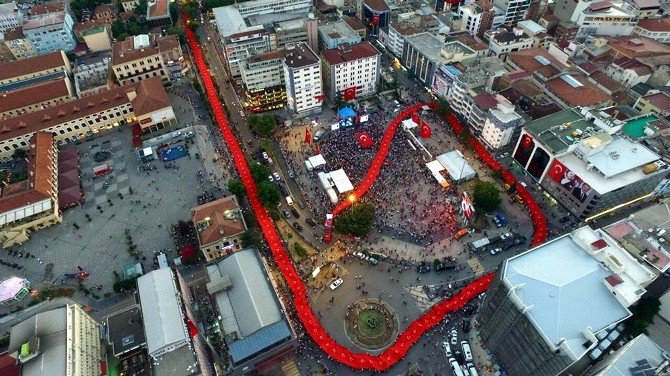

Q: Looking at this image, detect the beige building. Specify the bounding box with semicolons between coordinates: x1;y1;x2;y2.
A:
74;20;112;52
0;51;71;89
121;0;139;12
2;27;36;60
156;34;185;78
192;196;247;262
8;304;101;376
634;92;670;117
0;76;175;161
0;77;75;119
112;34;169;85
0;133;60;248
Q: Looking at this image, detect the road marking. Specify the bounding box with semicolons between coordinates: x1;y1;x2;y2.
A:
468;257;485;277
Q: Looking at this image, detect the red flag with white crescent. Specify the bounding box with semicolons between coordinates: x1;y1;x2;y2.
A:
304;128;312;145
461;192;474;219
420;122;432;138
343;86;356;101
315;94;324;102
357;132;373;148
314;143;321;154
548;159;566;183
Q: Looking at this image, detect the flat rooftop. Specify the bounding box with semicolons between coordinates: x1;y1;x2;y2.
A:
504;233;632;360
524;108;595;154
152;344;200;376
318;20;361;44
212;6;247;38
107;307;146;356
406;33;475;64
284;43;319;68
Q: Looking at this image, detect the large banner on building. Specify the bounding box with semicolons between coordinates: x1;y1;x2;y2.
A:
432;74;449;98
547;159;593;202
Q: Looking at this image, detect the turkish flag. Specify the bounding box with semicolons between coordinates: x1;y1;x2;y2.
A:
357;132;374;148
343;86;356;101
186;318;199;338
420;122;432;138
372;15;379;26
411;111;420;124
315;94;324;102
304;128;312;145
521;134;533;149
314;144;321;154
548;159;566;183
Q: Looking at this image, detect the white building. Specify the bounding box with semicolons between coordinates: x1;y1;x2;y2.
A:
0;2;22;34
283;43;322;117
485;27;533;60
385;23;422;58
492;0;531;26
480;95;524;149
222;26;276;77
459;4;484;36
604;57;652;87
572;1;637;39
403;33;478;85
235;0;312;17
321;41;380;101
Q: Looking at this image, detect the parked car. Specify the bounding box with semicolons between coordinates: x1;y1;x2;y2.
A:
450;329;458;345
290;208;300;218
305;218;317;227
329;278;343;290
283;209;291;218
500;232;512;240
268;175;274;182
293;222;303;232
262;151;269;160
416;265;431;274
273;172;281;181
443;341;452;357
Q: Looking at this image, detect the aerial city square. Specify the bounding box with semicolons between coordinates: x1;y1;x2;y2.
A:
0;0;670;375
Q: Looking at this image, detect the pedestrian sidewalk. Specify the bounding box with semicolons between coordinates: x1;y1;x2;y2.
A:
468;327;499;376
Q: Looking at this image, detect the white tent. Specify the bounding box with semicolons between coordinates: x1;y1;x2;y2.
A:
317;172;339;204
329;169;354;193
436;151;476;183
308;154;327;168
425;160;449;188
402;119;418;130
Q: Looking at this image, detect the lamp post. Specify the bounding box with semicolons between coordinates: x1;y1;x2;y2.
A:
348;194;356;214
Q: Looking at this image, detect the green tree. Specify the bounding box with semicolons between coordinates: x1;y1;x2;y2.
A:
334;202;375;237
436;98;452;117
70;0;105;20
250;164;271;183
227;179;246;198
112;277;138;293
626;298;661;336
294;242;307;257
241;229;262;248
472;181;501;212
333;92;344;109
135;0;148;17
257;181;281;208
249;115;277;137
12;148;27;159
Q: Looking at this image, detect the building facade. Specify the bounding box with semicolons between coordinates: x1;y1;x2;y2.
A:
632;18;670;43
321;41;380;101
240;49;287;112
318;20;362;50
0;77;74;119
73;53;111;96
112;34;170;85
385;23;422;58
480;96;524;149
2;27;36;60
223;27;277;78
0;2;23;34
22;2;76;54
192;196;247;262
0;50;71;91
235;0;313;17
492;0;531;26
283;43;322;116
573;1;637;40
403;33;477;85
485;27;533;60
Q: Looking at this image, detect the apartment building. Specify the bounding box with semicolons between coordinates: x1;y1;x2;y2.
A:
235;0;313;17
156;34;185;78
2;27;36;60
492;0;531;26
73;53;111;96
146;0;171;26
634;91;670;116
321;41;380;101
0;133;60;248
192;196;247;262
385;22;422;58
458;1;495;38
240;49;288;112
22;2;76;54
479;95;524;149
632;18;670;43
121;0;139;12
573;1;637;40
283;43;322;117
0;77;74;119
0;76;174;161
223;26;277;77
112;34;169;85
0;2;23;33
318;20;362;50
403;33;478;85
0;50;71;91
8;304;101;375
73;20;112;52
605;57;652;87
275;17;312;49
485;27;533;60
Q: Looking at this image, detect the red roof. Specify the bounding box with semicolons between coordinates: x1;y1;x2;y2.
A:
636;18;670;32
363;0;390;11
0;78;71;116
321;41;380;65
544;74;611;107
0;51;67;83
0;354;19;376
641;92;670;112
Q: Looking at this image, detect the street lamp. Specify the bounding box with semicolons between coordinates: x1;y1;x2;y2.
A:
348;194;356;213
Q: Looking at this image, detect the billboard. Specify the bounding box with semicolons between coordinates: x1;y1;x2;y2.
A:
547;159;593;202
514;134;535;167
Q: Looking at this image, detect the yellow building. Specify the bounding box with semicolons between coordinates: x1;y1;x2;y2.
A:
1;27;36;60
192;196;248;262
112;34;169;86
8;304;101;376
634;91;670;117
74;20;112;52
0;77;75;119
0;50;71;89
0;132;61;248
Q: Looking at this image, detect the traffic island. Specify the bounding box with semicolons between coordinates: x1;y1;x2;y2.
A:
345;299;399;351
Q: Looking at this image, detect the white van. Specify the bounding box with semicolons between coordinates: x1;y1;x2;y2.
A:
461;341;473;362
285;196;294;206
449;358;465;376
467;363;479;376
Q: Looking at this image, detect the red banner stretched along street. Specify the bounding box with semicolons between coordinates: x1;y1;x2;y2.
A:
304;128;312;145
343;86;356;101
357;132;374;148
420;122;432;138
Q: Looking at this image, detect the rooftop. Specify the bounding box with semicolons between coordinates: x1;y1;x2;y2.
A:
606;36;670;58
406;33;476;64
22;12;66;30
640;91;670;112
363;0;390;12
503;230;633;360
321;41;380;65
507;48;568;75
106;307;146;356
0;276;29;303
284;43;320;69
317;20;362;44
212;6;247;38
0;78;71;117
191;195;246;246
2;27;25;41
27;2;65;16
635;18;670;32
0;51;67;83
524;108;597;154
137;268;189;356
147;0;169;19
595;334;668;376
131;76;172;116
545;74;611;107
112;34;160;65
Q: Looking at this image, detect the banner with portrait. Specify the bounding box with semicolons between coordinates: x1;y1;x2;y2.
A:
548;159;593;202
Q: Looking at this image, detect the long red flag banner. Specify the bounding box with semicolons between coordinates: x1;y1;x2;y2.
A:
184;14;547;370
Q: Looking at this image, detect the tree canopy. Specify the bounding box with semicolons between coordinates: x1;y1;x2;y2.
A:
472;181;501;212
249;115;277;137
257;181;281;208
70;0;105;20
627;297;661;336
227;179;246;198
334;202;375;237
249;164;271;183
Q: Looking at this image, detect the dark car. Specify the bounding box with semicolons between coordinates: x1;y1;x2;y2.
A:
559;216;571;223
290;208;300;218
283;209;291;218
277;182;289;196
305;218;317;227
293;222;303;232
416;265;431;274
462;318;471;332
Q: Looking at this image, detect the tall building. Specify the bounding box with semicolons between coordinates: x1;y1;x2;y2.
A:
479;95;524;149
2;27;36;60
223;26;277;77
633;18;670;43
235;0;313;17
22;2;76;54
477;226;655;376
512;108;668;221
485;27;533;60
0;132;60;248
8;304;101;376
385;23;423;58
492;0;531;26
403;33;478;85
283;43;322;117
362;0;391;34
573;1;637;40
240;49;288;112
587;334;670;375
321;41;381;101
317;19;362;50
0;2;23;34
112;34;170;85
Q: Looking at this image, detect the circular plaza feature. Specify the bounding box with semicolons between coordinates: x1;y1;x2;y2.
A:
345;299;398;350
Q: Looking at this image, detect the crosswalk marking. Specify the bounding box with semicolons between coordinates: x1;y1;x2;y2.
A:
468;257;485;277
